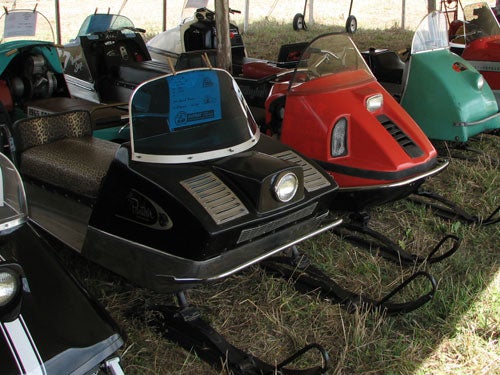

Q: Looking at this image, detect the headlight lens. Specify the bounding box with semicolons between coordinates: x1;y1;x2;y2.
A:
0;270;19;306
477;75;484;90
366;94;383;112
273;172;298;202
331;117;348;157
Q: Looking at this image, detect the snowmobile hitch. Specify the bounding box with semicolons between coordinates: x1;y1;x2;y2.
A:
149;292;330;375
261;247;437;315
410;190;500;226
332;211;461;266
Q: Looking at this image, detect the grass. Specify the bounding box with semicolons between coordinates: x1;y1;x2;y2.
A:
64;20;499;374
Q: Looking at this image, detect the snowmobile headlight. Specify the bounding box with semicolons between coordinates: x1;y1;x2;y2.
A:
477;75;484;90
273;172;298;202
331;117;348;157
0;269;19;306
366;94;383;112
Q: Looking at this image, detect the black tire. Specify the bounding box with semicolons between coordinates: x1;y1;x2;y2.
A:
345;15;357;34
293;13;307;31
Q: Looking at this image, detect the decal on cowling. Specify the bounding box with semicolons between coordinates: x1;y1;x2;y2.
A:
116;189;173;230
452;61;468;72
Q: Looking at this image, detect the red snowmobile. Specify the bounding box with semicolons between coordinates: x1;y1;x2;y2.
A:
236;32;467;264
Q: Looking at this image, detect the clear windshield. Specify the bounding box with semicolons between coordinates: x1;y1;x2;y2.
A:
130;68;259;164
412;11;450;54
76;14;135;37
0;9;54;43
462;2;500;41
290;33;373;88
0;153;27;234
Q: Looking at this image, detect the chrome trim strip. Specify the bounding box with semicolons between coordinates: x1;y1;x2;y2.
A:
454;111;500;127
64;74;95;91
468;60;500;73
1;315;46;375
171;216;343;283
339;159;448;192
132;136;259;164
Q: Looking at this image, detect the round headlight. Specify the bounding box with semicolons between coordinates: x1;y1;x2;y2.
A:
273;172;298;202
0;270;19;306
477;75;484;90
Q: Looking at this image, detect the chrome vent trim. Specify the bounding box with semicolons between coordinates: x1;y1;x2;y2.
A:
273;151;331;192
181;172;249;224
238;202;318;243
377;115;424;158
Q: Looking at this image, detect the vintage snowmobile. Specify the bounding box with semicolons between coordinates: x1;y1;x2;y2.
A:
442;1;500;107
60;10;213;106
0;8;128;141
8;67;437;374
234;32;469;261
146;0;247;74
361;10;500;143
0;151;125;374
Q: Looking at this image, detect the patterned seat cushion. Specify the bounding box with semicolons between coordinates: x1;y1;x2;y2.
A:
13;110;92;152
20;137;119;199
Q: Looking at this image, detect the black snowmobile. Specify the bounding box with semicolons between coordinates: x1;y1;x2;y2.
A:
0;151;125;374
7;67;437;374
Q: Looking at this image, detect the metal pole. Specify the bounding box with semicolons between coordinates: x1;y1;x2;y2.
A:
54;0;61;44
402;0;405;29
308;0;314;26
163;0;167;31
215;0;232;72
244;0;249;33
428;0;436;12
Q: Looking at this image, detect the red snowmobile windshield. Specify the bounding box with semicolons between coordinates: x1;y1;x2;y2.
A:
289;33;374;91
463;2;500;41
130;68;259;164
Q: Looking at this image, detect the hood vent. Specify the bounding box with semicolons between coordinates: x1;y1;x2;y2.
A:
181;172;249;224
273;151;331;192
377;115;424;158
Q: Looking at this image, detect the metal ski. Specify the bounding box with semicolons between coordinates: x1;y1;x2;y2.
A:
148;292;330;375
409;189;499;226
332;211;461;266
261;247;437;315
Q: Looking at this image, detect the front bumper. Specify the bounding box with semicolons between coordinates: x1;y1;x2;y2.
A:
84;210;342;293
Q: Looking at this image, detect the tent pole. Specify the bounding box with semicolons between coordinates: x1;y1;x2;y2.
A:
54;0;61;44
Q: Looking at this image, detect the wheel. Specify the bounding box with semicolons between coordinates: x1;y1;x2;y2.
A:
345;15;357;34
293;13;307;31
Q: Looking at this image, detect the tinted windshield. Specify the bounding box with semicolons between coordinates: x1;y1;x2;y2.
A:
0;9;54;43
290;33;373;89
462;2;500;40
130;68;259;164
412;11;449;54
0;153;27;233
76;14;135;36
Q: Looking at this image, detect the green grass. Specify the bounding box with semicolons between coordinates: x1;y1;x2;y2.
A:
66;21;499;374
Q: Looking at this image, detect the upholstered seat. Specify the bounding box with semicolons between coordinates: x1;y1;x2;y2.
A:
13;110;119;200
